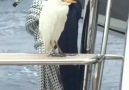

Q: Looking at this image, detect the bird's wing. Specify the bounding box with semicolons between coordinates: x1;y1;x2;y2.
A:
39;7;58;52
51;6;69;45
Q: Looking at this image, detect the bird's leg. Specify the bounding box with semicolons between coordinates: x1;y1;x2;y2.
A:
48;40;57;56
48;40;65;57
54;41;66;57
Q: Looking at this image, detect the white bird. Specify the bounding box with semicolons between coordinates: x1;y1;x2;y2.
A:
39;0;76;56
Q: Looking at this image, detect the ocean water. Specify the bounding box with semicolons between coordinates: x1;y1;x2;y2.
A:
0;0;125;90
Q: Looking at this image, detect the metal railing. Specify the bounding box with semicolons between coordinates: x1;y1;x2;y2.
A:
93;0;112;90
0;54;98;65
0;53;124;90
0;53;123;65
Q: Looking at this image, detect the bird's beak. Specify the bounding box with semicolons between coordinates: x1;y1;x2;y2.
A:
63;0;77;4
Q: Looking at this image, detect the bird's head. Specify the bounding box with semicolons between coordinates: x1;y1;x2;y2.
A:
63;0;77;4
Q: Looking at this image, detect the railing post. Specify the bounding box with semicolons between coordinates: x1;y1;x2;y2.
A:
83;0;100;89
92;0;112;90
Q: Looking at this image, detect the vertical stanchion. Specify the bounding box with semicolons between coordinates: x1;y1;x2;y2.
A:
83;0;100;89
92;0;112;90
120;14;129;90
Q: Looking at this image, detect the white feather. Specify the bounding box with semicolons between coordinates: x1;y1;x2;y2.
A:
39;0;69;53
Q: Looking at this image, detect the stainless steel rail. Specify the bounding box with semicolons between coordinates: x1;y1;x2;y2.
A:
104;54;123;60
0;53;123;65
92;0;112;90
0;53;123;90
83;0;100;89
0;53;97;65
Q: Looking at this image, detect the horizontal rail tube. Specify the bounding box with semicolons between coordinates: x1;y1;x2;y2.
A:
0;53;123;65
104;54;123;60
0;53;97;65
